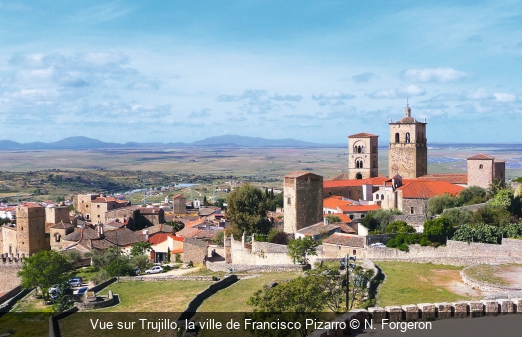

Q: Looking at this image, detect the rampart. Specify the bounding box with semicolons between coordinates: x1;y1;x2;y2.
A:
461;266;522;292
207;261;307;272
228;235;294;265
366;238;522;266
0;254;24;293
308;298;522;336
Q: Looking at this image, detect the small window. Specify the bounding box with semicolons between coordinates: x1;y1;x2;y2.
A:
329;191;332;196
479;164;483;169
349;215;354;220
406;133;411;143
287;197;291;205
376;194;380;200
381;194;384;200
353;250;357;256
395;133;400;143
97;205;100;208
410;207;414;214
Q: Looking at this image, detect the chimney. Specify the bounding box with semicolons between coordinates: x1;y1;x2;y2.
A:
98;222;104;239
324;218;328;226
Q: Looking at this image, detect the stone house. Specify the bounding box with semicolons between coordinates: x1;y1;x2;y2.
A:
1;204;49;256
467;154;506;190
283;171;323;233
322;233;366;258
183;238;208;264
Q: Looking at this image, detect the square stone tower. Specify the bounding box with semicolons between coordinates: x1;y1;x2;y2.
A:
467;154;505;189
45;206;70;225
16;204;48;255
172;194;187;214
348;132;379;179
388;105;427;178
283;172;323;234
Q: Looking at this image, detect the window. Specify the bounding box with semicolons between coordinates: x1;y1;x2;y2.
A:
479;164;483;169
355;173;363;179
381;194;384;200
395;133;400;143
376;194;379;200
353;250;357;256
406;133;411;143
287;197;291;205
97;205;100;208
410;207;414;214
356;158;364;169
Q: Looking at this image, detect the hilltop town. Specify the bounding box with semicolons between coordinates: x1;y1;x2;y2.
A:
1;105;522;336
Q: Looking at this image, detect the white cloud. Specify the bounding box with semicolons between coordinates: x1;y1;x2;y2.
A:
312;91;355;100
493;92;517;103
464;88;494;100
402;68;471;82
368;85;426;99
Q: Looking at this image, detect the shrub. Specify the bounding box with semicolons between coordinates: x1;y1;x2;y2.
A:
397;244;409;252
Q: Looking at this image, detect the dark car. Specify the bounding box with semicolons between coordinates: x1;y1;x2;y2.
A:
68;277;83;287
77;287;88;296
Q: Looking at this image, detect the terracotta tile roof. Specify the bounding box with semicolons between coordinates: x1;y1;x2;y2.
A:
338;204;381;213
323;196;354;209
64;227;98;241
184;237;208;248
103;228;145;246
187;218;206;228
339;223;357;234
170;248;184;254
172;194;186;199
397;180;465;199
323;213;352;223
467;153;495;160
147;224;175;235
324;176;388;188
148;233;179;245
177;227;220;240
50;221;74;229
322;233;365;248
348;132;378;138
139;207;161;214
417;174;468;185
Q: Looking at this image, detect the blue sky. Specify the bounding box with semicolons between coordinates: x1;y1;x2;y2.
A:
0;0;521;144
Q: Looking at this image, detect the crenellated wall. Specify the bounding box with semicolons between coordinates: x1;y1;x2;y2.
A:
0;254;24;293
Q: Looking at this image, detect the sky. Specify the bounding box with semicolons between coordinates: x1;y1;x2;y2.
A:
0;0;521;144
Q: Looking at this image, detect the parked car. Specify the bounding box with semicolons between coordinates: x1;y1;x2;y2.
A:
68;277;83;287
48;284;60;295
370;242;386;247
76;287;89;296
145;266;164;274
133;267;141;276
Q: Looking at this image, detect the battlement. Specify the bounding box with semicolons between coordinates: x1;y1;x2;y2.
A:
1;253;26;265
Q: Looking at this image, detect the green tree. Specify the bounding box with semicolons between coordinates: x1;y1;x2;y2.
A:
226;183;271;237
91;246;122;270
267;228;289;245
247;275;326;337
214;231;225;245
472;204;511;227
130;241;153;257
440;208;473;227
362;209;399;233
287;237;318;264
457;186;488;205
326;215;342;223
306;267;346;313
488;178;507;197
17;250;75;301
348;266;375;310
52;282;74;313
385;221;415;234
105;258;134;277
165;220;185;232
423;218;454;244
427;193;456;215
203;195;209;206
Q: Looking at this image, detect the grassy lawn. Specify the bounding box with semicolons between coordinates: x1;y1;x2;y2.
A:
0;291;53;337
465;264;522;286
376;262;471;307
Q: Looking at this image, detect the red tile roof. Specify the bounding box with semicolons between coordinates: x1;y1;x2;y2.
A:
348;132;378;138
323;213;352;223
338;204;381;213
172;194;186;199
467;153;495;160
324;176;388;188
323;196;354;209
397;180;465;199
147;233;183;245
417;174;468;185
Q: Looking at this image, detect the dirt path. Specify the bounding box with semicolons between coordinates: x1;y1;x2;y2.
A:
430;269;484;298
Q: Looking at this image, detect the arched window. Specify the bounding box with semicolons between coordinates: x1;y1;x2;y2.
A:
395;133;400;143
355;173;363;179
381;194;384;200
406;133;411;143
356;158;363;168
376;194;380;200
479;164;483;169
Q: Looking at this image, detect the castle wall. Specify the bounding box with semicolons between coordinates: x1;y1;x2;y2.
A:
284;173;323;233
229;236;293;265
1;227;17;255
366;239;522;265
0;256;23;293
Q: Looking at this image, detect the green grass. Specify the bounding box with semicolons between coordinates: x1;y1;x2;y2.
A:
465;264;520;286
0;291;53;337
376;262;471;307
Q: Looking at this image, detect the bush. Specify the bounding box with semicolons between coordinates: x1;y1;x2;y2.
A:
419;236;430;246
187;261;194;268
175;253;182;263
397;244;409;252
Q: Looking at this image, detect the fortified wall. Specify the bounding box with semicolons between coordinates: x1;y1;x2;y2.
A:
0;254;24;293
366;239;522;266
228;235;293;266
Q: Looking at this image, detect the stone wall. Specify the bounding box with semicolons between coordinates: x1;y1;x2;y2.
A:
75;290;117;310
391;213;427;228
183;238;208;264
0;256;23;293
229;236;294;265
119;275;217;281
442;202;486;213
45;206;70;225
366;239;522;266
206;261;307;272
461;266;522;292
308;298;522;337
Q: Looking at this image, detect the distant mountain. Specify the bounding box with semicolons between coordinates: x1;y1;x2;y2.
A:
0;135;334;150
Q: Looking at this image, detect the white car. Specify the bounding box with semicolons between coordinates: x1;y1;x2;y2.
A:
370;242;386;247
145;266;164;274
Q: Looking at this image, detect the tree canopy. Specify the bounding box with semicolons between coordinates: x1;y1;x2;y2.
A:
287;236;318;265
17;250;75;301
226;183;271;237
